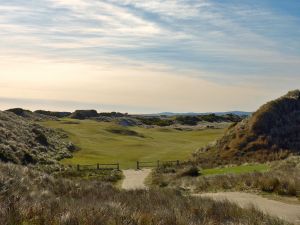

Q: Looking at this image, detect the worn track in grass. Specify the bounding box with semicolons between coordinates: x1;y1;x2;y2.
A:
122;169;151;190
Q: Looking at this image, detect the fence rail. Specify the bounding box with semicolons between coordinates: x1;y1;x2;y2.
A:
73;163;120;171
70;160;180;171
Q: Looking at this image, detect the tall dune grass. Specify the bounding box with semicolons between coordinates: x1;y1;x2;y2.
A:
0;162;287;225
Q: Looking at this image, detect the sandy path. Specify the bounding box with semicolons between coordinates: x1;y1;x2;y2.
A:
197;192;300;224
122;169;151;190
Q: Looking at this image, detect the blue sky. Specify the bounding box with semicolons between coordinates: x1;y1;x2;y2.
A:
0;0;299;113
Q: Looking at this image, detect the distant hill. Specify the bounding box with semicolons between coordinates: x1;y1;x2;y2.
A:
0;110;75;165
34;110;71;118
6;108;57;121
149;111;251;117
194;90;300;165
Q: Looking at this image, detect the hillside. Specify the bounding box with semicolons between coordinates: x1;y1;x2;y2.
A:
195;90;300;165
0;111;74;165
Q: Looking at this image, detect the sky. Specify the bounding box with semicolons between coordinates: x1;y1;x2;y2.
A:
0;0;299;113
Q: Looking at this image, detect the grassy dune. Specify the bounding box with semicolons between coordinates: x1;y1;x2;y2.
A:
41;119;226;168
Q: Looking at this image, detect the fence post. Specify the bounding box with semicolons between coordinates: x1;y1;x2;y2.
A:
77;164;80;171
296;178;300;198
157;160;160;168
97;163;99;170
117;163;120;171
137;161;140;170
177;160;179;166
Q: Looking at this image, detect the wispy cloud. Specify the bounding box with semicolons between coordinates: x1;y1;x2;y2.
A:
0;0;299;112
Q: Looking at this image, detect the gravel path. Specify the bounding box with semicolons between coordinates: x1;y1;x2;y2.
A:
197;192;300;224
121;170;300;223
122;169;151;190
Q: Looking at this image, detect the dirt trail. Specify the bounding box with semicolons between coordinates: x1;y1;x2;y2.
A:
197;192;300;224
122;169;151;190
121;170;300;223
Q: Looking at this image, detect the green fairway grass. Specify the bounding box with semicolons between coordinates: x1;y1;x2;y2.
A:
202;164;270;176
41;119;226;168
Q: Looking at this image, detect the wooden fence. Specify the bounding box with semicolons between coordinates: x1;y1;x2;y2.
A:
75;163;120;171
297;179;300;198
137;160;180;170
71;160;180;171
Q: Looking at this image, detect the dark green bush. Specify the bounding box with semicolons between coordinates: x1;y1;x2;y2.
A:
180;166;200;177
138;117;174;126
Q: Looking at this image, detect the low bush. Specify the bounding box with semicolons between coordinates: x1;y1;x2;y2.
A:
138;117;174;126
70;110;98;119
261;177;280;193
180;166;200;177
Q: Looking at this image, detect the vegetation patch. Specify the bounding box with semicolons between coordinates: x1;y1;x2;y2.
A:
70;110;98;119
35;110;72;118
106;128;145;138
202;164;270;176
58;167;123;183
0;111;74;166
180;166;200;177
60;121;81;125
152;157;300;198
138;116;174;126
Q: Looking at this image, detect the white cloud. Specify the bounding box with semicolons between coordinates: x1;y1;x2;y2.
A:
110;0;211;18
0;0;299;112
50;0;162;36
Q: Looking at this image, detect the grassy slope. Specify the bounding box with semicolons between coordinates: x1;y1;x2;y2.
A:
202;164;270;176
41;119;226;168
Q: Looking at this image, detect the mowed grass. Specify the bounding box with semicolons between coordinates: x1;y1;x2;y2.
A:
202;164;270;176
41;119;226;168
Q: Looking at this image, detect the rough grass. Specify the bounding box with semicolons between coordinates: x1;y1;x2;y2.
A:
152;157;300;198
57;167;123;183
40;119;226;168
0;163;287;225
202;164;270;176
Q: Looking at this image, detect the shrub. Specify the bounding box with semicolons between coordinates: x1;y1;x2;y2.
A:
35;110;71;118
70;110;98;119
180;166;200;177
260;177;280;193
138;117;174;126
